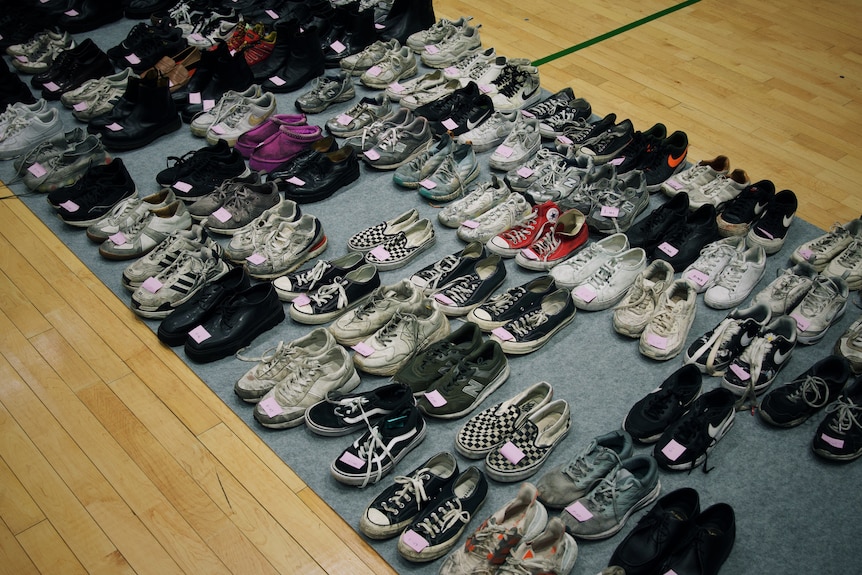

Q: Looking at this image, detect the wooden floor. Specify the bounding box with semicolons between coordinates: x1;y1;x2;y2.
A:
1;1;860;573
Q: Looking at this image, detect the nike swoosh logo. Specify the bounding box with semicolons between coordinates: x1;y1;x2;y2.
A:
522;84;539;101
667;151;687;169
708;422;727;438
466;109;492;130
248;114;266;126
774;347;792;364
755;202;769;215
740;332;754;346
783;214;794;227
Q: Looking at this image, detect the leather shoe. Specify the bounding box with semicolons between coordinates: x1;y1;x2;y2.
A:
279;146;360;204
658;502;736;575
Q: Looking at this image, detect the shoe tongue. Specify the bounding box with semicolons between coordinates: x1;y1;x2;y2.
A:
616;468;636;488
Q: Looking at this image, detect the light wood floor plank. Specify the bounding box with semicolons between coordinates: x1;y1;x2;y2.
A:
0;456;44;536
15;521;87;575
0;518;39;575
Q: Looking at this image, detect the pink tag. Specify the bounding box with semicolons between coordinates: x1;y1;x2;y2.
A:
646;333;668;350
43;81;60;92
441;118;458;130
791;313;810;331
424;390;447;407
211;207;232;222
64;9;79;16
286;176;305;186
203;99;216;111
499;441;525;464
798;247;813;260
188;92;202;104
189;33;204;42
516;166;534;178
574;284;597;303
565;501;594;522
73;101;89;112
330;40;346;54
687;269;710;286
173;181;193;193
15;55;27;62
821;433;844;449
109;232;127;245
265;9;279;18
339;451;366;469
424;44;440;54
401;529;429;552
352;342;375;357
142;277;163;293
657;242;679;257
369;245;391;260
755;226;774;239
521;109;536;118
557;135;573;145
492;327;514;341
521;248;539;260
125;53;141;65
609;157;625;166
663;570;680;575
729;363;751;381
363;149;380;160
461;220;479;229
478;84;494;93
388;82;404;93
336;113;354;126
661;439;686;461
106;122;124;132
434;293;455;305
210;123;226;135
59;200;79;212
600;205;620;218
269;76;286;86
365;65;382;77
444;66;458;76
495;145;514;158
419;178;437;189
258;397;283;417
293;293;311;307
27;163;47;177
666;179;683;190
246;253;266;265
188;325;211;343
375;23;385;30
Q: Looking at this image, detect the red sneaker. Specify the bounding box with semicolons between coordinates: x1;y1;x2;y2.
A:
486;200;561;257
516;209;589;270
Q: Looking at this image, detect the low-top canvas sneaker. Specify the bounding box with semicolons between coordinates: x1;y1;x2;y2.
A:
99;200;192;260
571;247;647;311
455;381;553;459
751;262;817;316
653;388;736;471
551;233;630;289
788;275;849;344
330;279;425;346
824;238;862;291
516;208;589;271
537;98;593;139
273;251;364;301
704;244;767;309
716;179;775;237
790;218;862;272
489;115;541;171
759;355;852;428
348;208;419;252
639;279;698;361
393;322;484;395
361;45;418;89
308;380;416;436
661;154;730;197
296;72;355;114
457;192;533;243
811;377;862;461
535;430;633;508
522;86;577;120
682;236;746;294
325;93;392;138
623;365;703;444
560;455;660;540
490;290;577;355
687;168;750;211
289;263;381;325
364;218;436;271
330;404;427;487
746;188;797;255
432;254;507;316
468;275;558;332
721;315;798;398
409;242;487;294
576;118;635;164
438;176;511;228
488;201;561;258
684;303;772;376
612;259;675;338
244;214;329;280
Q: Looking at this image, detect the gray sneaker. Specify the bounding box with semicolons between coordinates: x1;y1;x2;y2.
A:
559;455;661;540
420;25;482;68
86;188;177;242
10;30;75;73
525;154;593;204
329;279;425;345
362;116;433;169
438;175;511;228
488;114;541;171
324;93;392;138
340;38;400;75
187;172;262;221
223;199;300;264
244;214;328;280
505;148;568;193
417;141;480;202
385;69;447;102
343;107;414;152
21;133;110;192
189;85;263;137
456;109;518;153
121;225;215;291
406;16;473;52
296;72;356;114
204;180;281;235
98;200;193;260
205;91;278;146
392;133;454;189
360;45;418;89
62;68;135;121
586;170;649;234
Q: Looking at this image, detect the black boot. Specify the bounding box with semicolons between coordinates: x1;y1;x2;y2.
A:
252;18;299;83
378;0;435;44
324;3;376;68
88;74;143;135
174;41;255;123
100;75;182;151
58;0;125;33
262;26;325;93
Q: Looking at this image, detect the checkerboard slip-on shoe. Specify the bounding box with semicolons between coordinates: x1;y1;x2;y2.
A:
364;218;436;271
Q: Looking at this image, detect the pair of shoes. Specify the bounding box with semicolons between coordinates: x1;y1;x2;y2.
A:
0;105;63;160
243;213;329;280
195;176;282;236
295;71;356;113
683;236;767;308
456;108;519;152
120;224;216;290
489;290;577;355
16;128;110;193
414;141;481;203
259;24;323;92
718;180;797;252
56;0;124;33
487;60;543;111
273;251;364;301
342;106;415;152
54;159;138;228
107;20;187;73
612;258;677;337
305;381;415;436
624;365;704;443
234;113;309;158
86;188;178;242
8;29;75;75
787;275;849;344
684;303;772;376
187;172;264;220
419;23;482;68
535;97;593;139
638;279;699;360
272;140;360;203
456;191;533;244
437;176;512;228
792;217;862;277
430;253;507;316
550;234;631;289
173;41;255;123
221;199;301;263
32;39;114;101
329;278;425;342
360;44;419;89
467;275;558;332
612;125;689;191
759;355;853;427
409;242;488;294
190;85;278;147
569;248;649;311
720;315;798;401
97;198;192;261
340;38;400;75
348;209;436;270
406;16;473;52
288;263;381;324
573;117;635;164
394;321;485;393
183;8;241;49
323;93;392;137
61;68;136;122
249;124;324;173
227;21;276;69
362;116;434;169
663;154;732;198
488;114;542;171
607;488;736;575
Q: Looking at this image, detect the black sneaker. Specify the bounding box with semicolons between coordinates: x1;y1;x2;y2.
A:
432;253;507;317
577;118;634;164
430;92;494;136
535;98;593;138
156;139;239;187
409;241;488;294
304;382;416;437
721;315;798;401
653;387;736;472
467;275;557;331
161;143;250;201
416;340;510;419
415;81;480;123
329;404;427;487
359;451;459;539
56;160;137;227
684;303;772;376
614;123;667;173
747;188;798;255
658;503;736;575
652;203;719;272
490;288;577;355
288;263;381;324
811;376;862;461
272;251;362;301
555;112;616;153
642;130;689;192
760;355;852;427
523;86;575;120
716;179;775;237
623;364;703;444
626;191;689;252
394;321;484;394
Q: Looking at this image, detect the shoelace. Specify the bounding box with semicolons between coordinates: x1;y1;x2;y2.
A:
797;278;838;317
805;223;851;255
616;277;662;315
479;195;526;228
450;182;504;215
833;239;862;269
650;301;686;337
483;286;526;315
585;474;627;516
440;275;481;305
375;312;417;346
204;91;246;122
715;255;750;290
234;340;303;381
120;210;155;240
218;103;254;129
787;375;832;409
693;242;738;277
415;254;461;289
824;395;862;435
273;356;323;403
500;211;539;244
308;277;349;309
527;228;561;258
499;70;532;98
529;94;569;117
508;308;549;338
290;259;332;291
432;156;470;194
562;444;620;482
355;424;396;488
689;317;743;375
380;470;432;514
16;31;47;55
414;497;470;540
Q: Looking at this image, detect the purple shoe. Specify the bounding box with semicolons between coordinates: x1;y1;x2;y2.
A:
235;113;307;158
249;124;323;173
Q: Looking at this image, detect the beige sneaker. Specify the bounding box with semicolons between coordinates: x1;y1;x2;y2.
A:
639;279;698;360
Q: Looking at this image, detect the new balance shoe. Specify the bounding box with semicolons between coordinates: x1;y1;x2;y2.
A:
432;254;507;316
835;315;862;374
747;188;797;254
790;218;862;272
788;275;849;344
824;238;862;290
457;192;532;244
661;154;731;197
716;179;775;237
99;200;192;260
488;201;562;258
186;172;262;221
364;218;436;271
703;245;767;309
393;321;484;395
305;382;415;437
490;290;577;355
811;377;862;461
489;115;542;171
681;236;746;294
438;176;512;228
570;248;647;311
751;262;817;316
203;180;282;235
324;93;392;138
586;170;649;234
273;252;364;301
721;315;798;398
684;303;772;376
419;24;482;68
612;259;675;338
340;38;400;75
639;279;698;361
243;214;329;280
296;72;355;114
362;116;433;169
551;233;630;290
329;279;425;346
504;148;567;193
289;263;381;324
624;365;703;444
759;355;852;428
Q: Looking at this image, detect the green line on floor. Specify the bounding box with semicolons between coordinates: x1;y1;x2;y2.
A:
531;0;702;66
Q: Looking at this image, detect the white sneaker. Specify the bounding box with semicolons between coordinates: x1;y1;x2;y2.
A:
704;245;767;309
456;109;518;152
789;275;849;344
504;148;567;193
442;46;496;82
550;233;629;289
613;259;675;338
0;108;63;160
489;114;541;171
329;279;425;345
456;192;532;243
360;45;418;89
639;279;698;360
571;247;647;311
86;188;177;243
682;236;746;293
223;199;300;264
384;69;446;102
206;91;278;146
687;168;750;210
340;38;400;75
438;175;511;228
406;16;473;52
489;62;543;111
791;218;862;272
244;214;328;280
750;262;818;316
189;85;262;138
824;239;862;290
398;78;460;110
420;25;482;68
661;155;730;197
98;200;193;260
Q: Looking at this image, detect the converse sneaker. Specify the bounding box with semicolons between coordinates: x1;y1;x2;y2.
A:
273;251;365;301
432;254;507;317
639;279;698;361
330;279;425;346
612;259;675;338
721;315;798;398
410;242;488;294
624;365;703;444
515;209;590;271
576;118;634;164
490;290;577;355
289;263;381;325
487;201;562;258
788;275;849;344
537;98;593;139
684;303;772;376
550;233;630;289
457;192;533;244
468;276;558;332
296;72;356;114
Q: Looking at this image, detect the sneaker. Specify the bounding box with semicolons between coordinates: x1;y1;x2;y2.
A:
164;143;251;201
684;303;772;376
407;16;473;52
289;263;381;324
612;259;675;338
56;160;138;227
489;115;541;171
187;172;264;221
360;45;418;89
835;315;862;374
625;191;689;252
340;38;400;75
203;181;282;235
516;209;589;271
397;466;488;563
359;451;459;539
639;131;689;192
295;72;355;114
398;77;460;110
687;168;750;211
497;517;578;575
362;117;433;169
86;188;176;242
652;204;720;272
490;290;577;355
254;346;361;429
392;132;455;188
751;262;818;316
417;141;481;202
537;98;593;139
330;404;427;487
639;279;698;361
98;200;192;260
625;363;704;447
760;355;853;427
681;236;746;294
420;24;482;68
324;93;392;138
824;238;862;290
585;170;649;234
222;199;301;264
329;279;425;346
428;91;494;137
243;214;329;280
435;481;545;572
234;327;337;403
504;148;567;193
788;275;849;344
121;225;214;291
21;133;110;193
432;254;507;316
417;340;510;419
487;201;562;258
455;381;553;458
535;430;634;508
555;113;617;155
0;107;63;159
661;154;731;197
716;179;775;237
522;87;577;120
721;315;798;398
352;300;451;376
409;242;488;294
438;176;511;228
204;92;278;147
551;233;630;290
811;377;862;461
273;251;365;301
576;118;634;164
347;208;419;252
653;388;736;471
189;85;262;138
746;188;797;254
611;123;666;173
456;109;518;153
489;62;543;111
457;192;532;244
703;245;767;309
62;68;134;122
571;248;648;311
560;455;661;539
364;218;436;271
790;218;862;272
393;321;484;395
11;30;75;74
468;275;558;332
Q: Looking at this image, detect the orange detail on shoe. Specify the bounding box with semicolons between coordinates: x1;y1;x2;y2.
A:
667;150;687;169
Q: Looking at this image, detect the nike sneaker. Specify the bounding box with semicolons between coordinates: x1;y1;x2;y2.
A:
641;130;689;192
788;275;849;344
684;303;772;376
790;217;862;272
759;355;852;428
661;154;731;197
811;377;862;461
623;364;703;444
612;123;667;173
747;189;798;255
721;315;798;399
716;179;775;237
489;61;543;111
429;91;494;137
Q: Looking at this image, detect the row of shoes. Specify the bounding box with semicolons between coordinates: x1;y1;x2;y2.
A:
791;216;862;288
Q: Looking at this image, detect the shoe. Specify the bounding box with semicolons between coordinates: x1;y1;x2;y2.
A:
156;139;249;193
790;275;849;344
586;170;649;234
406;16;473;52
253;346;360;428
248;124;324;173
608;488;701;575
554;112;617;155
57;0;124;33
419;24;482;68
364;218;436;271
612;259;675;338
280;146;360;204
623;365;703;444
535;430;633;508
362;116;433;169
551;233;630;289
576;118;634;164
746;189;797;254
21;132;110;193
329;279;424;345
681;236;746;293
456;109;518;153
657;503;736;575
273;251;364;301
11;30;75;74
662;155;731;197
392;132;455;188
324;93;392;138
457;192;533;244
431;254;507;316
360;45;418;89
625;191;689;252
835;315;862;374
289;263;381;324
86;188;175;242
639;279;698;361
98;74;182;152
750;262;818;316
397;76;459;110
684;303;772;376
571;247;648;311
393;321;484;394
340;38;400;75
417;141;481;202
504;148;567;193
352;299;450;376
489;61;543;111
99;200;192;260
0;108;63;159
203;181;282;236
468;275;558;332
36;39;115;99
716;179;775;237
428;91;494;138
222;200;302;264
487;201;562;258
703;245;767;309
234;113;308;158
296;72;355;114
560;455;660;540
266;136;339;185
436;481;544;572
56;160;138;228
760;355;852;427
305;380;415;437
811;377;862;461
687;168;751;211
791;218;862;272
409;241;487;294
455;381;553;458
721;315;798;398
185;283;284;363
186;172;263;221
612;123;667;174
489;115;542;171
243;214;328;280
359;451;458;539
203;91;278;147
640;131;689;192
825;233;862;289
484;399;570;482
537;98;593;139
653;204;720;272
121;225;215;291
490;290;577;355
330;404;427;487
498;516;578;575
234;328;338;403
397;466;488;563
